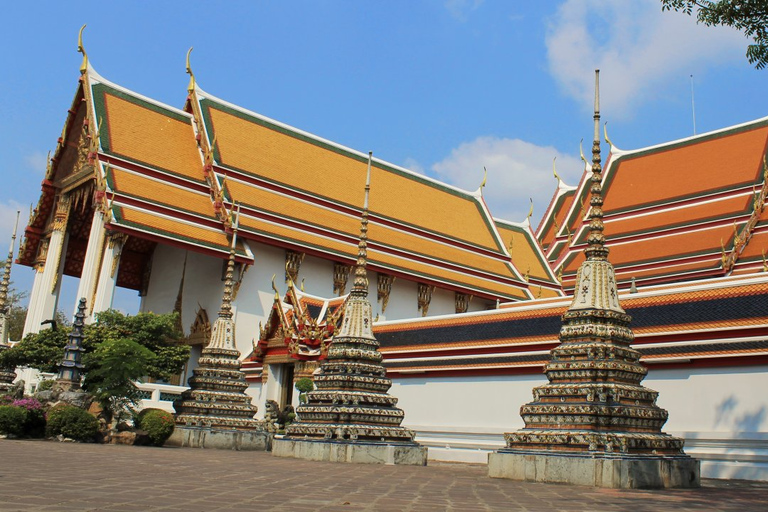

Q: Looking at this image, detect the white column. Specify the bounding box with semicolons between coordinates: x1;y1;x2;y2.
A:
74;210;106;323
92;232;127;316
23;196;71;336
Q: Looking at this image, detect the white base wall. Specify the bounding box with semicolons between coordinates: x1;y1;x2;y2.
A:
391;365;768;481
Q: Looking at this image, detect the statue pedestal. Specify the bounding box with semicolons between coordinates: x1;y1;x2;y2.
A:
488;450;700;489
273;437;427;466
166;426;272;451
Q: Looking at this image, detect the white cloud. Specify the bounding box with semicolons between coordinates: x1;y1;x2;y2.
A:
545;0;746;118
431;136;583;224
402;157;425;175
445;0;484;22
24;151;49;174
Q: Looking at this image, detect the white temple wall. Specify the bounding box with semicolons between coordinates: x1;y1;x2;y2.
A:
389;365;768;480
427;287;457;317
141;245;187;316
231;242;286;358
380;278;417;321
295;253;336;297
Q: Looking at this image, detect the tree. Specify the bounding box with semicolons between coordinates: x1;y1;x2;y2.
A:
83;338;156;423
0;309;189;421
662;1;768;69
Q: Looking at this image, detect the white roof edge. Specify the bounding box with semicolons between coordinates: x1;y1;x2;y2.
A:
294;288;350;303
610;113;768;157
193;84;479;200
87;62;193;120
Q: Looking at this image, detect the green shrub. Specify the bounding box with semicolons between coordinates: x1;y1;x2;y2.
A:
45;405;99;442
138;408;175;447
295;377;314;404
36;379;54;392
0;405;28;437
24;408;47;438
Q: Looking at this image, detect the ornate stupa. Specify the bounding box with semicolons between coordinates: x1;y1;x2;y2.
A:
489;71;699;488
171;205;269;450
0;211;20;392
273;153;427;465
55;298;87;391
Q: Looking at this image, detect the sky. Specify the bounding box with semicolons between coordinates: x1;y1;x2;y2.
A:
1;0;766;318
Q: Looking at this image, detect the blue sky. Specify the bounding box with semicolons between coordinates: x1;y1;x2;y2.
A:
1;0;766;317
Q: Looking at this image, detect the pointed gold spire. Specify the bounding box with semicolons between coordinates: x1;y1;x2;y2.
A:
77;25;88;74
585;69;608;261
604;122;614;148
553;157;561;185
185;47;196;93
351;152;372;296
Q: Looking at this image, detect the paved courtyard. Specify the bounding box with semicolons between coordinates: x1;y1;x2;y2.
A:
1;440;766;511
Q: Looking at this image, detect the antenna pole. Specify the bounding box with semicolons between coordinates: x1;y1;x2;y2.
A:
690;74;697;136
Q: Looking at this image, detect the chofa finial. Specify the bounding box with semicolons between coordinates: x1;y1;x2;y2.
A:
186;47;196;93
77;25;88;74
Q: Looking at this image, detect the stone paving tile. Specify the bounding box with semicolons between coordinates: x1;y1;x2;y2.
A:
1;439;767;511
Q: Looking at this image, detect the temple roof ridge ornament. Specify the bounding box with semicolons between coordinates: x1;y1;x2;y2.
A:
603;121;625;155
185;47;196;94
552;157;575;192
472;167;488;198
77;25;88;75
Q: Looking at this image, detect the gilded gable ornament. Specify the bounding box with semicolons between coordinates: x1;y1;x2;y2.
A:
455;292;472;314
417;283;435;317
332;263;351;296
285;250;304;284
377;273;395;313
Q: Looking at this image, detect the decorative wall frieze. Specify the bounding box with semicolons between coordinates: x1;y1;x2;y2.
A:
34;238;50;273
377;273;395;313
333;263;352;296
294;360;320;380
454;292;472;314
417;283;435;317
52;195;72;232
106;232;128;278
285;250;305;284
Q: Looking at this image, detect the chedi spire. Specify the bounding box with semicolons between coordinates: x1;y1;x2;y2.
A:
0;211;20;392
489;71;699;489
273;152;426;465
172;204;266;444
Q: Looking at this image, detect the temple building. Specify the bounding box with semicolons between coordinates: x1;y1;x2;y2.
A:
16;36;768;479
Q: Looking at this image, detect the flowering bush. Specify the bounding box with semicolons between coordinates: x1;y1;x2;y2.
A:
138;408;175;447
10;398;46;438
13;398;43;411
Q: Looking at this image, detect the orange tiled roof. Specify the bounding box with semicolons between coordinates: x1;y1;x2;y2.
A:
494;218;562;298
547;118;768;289
191;89;531;300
